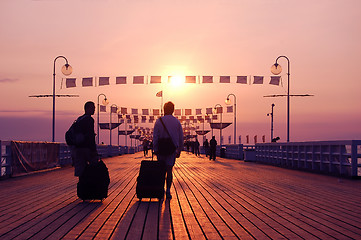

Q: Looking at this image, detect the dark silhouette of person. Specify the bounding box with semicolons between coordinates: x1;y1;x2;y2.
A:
72;101;99;177
194;138;200;156
209;136;217;161
272;137;280;142
153;101;184;199
203;138;209;157
143;139;148;157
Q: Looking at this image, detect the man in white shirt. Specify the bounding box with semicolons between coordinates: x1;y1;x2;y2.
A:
153;101;184;199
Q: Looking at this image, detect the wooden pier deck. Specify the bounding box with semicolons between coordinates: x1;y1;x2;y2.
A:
1;152;361;239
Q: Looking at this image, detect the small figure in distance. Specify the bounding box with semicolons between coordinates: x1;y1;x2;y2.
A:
194;138;200;156
203;138;209;157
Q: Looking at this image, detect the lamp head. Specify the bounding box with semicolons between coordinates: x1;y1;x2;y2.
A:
102;98;109;105
271;63;282;75
225;98;231;105
61;64;73;76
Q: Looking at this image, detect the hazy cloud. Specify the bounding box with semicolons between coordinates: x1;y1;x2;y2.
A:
0;78;19;83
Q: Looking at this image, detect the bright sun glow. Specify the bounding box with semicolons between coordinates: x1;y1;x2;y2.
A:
169;75;185;86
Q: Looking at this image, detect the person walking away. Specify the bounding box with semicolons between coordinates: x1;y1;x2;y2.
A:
209;136;217;161
153;101;184;199
143;139;148;157
72;101;99;177
203;138;209;157
194;138;200;156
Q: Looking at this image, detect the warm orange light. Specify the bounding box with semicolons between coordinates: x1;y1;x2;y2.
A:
169;75;184;86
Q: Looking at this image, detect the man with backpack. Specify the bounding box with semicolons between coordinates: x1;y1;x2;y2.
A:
70;101;99;177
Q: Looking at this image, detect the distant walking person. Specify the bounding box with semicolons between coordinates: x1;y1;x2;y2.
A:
143;139;149;157
203;138;209;157
72;101;99;177
209;136;217;161
153;101;184;199
194;138;200;156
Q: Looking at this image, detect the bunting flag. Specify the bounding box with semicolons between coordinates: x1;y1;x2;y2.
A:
126;115;131;119
269;76;281;86
119;119;125;124
253;76;264;84
131;108;138;115
197;115;203;120
237;76;248;84
100;105;107;112
189;116;194;120
205;115;211;120
227;106;233;113
127;119;131;123
195;108;202;115
185;76;196;83
156;91;162;97
116;76;126;84
220;76;230;83
82;77;93;87
212;115;218;120
120;107;127;114
216;106;223;114
202;76;213;83
142;109;149;115
141;116;147;123
99;77;110;86
133;115;139;123
111;106;118;113
184;109;192;115
181;116;187;121
66;78;76;88
206;108;213;114
153;109;160;116
149;116;155;123
133;76;144;84
174;109;182;116
150;76;162;84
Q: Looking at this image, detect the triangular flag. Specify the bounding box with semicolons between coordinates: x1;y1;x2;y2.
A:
156;91;162;97
227;106;233;113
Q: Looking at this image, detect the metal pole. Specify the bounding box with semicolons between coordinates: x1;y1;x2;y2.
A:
275;56;290;142
97;93;107;144
110;108;112;146
52;56;69;142
226;94;237;145
271;103;275;142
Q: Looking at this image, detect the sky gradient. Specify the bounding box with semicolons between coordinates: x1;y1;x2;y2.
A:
1;0;361;144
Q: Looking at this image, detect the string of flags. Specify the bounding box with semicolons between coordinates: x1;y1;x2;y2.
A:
62;75;282;88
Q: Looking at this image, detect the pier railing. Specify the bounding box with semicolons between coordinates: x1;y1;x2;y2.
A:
255;140;361;177
0;141;140;178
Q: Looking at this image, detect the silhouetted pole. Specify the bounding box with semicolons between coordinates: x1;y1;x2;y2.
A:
52;56;72;142
271;55;290;142
214;104;223;147
97;93;109;144
109;104;118;146
267;103;275;141
226;93;237;144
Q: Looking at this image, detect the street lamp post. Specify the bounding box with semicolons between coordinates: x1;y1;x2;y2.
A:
213;104;223;147
52;56;72;142
97;93;109;144
271;55;290;142
225;93;237;144
267;103;275;141
110;104;118;146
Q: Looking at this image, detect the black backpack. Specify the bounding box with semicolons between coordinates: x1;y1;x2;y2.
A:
65;116;86;146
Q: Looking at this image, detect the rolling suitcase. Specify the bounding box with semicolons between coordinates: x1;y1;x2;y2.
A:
136;160;166;200
77;160;110;201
